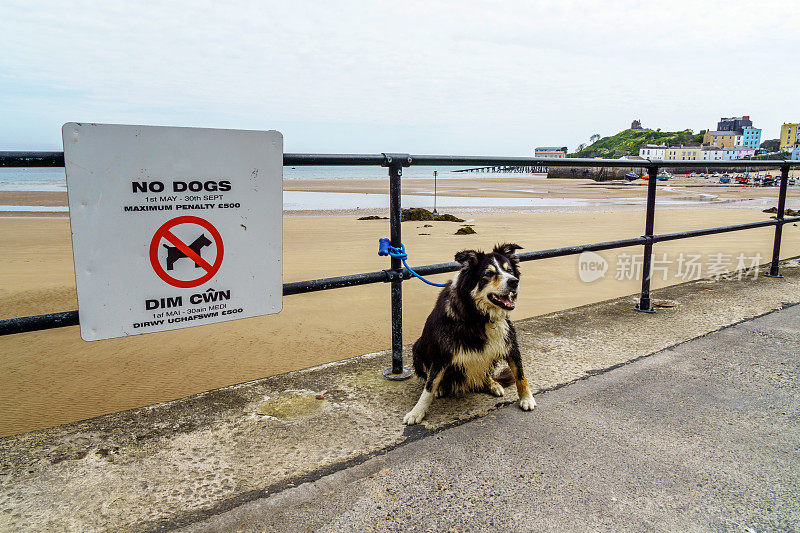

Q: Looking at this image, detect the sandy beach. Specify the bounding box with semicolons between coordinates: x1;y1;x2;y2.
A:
2;175;800;436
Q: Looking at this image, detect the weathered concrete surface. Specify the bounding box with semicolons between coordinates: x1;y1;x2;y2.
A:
186;303;800;532
2;259;800;531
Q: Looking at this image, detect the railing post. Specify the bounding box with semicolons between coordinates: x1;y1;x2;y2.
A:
635;163;658;313
382;153;413;380
765;163;790;278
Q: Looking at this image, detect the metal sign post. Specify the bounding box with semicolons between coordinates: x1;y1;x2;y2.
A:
432;170;438;214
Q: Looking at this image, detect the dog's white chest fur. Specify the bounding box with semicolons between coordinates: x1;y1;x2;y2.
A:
451;319;510;391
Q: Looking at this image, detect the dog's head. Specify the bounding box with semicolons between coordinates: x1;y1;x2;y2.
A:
453;243;522;316
195;234;213;247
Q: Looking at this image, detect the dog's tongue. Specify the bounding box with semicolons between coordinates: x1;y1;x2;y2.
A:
497;294;515;308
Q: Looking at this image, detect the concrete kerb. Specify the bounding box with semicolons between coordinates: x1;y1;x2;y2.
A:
1;258;800;532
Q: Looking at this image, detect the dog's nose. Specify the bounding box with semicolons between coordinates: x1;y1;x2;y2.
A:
507;277;519;290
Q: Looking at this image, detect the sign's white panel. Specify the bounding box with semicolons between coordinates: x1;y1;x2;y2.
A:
63;123;283;341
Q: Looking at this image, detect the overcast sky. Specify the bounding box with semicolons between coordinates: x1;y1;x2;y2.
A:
1;0;797;154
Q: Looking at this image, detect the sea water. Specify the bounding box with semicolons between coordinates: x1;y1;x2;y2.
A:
0;165;491;191
0;166;558;211
0;168;69;191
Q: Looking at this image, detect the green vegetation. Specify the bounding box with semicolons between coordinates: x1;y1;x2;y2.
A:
570;128;706;159
749;151;791;160
760;139;780;151
401;208;464;222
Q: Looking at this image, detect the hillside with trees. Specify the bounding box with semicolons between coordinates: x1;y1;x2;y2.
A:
570;128;706;158
760;139;780;152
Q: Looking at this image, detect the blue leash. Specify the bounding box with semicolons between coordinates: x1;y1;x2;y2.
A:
378;238;447;287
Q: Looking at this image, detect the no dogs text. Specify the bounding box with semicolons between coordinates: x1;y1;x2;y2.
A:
132;180;232;193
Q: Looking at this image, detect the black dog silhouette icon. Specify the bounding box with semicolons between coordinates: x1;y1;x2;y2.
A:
163;234;213;271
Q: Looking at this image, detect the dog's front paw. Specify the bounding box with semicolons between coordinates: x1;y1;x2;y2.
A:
488;382;505;397
519;395;536;411
403;409;426;425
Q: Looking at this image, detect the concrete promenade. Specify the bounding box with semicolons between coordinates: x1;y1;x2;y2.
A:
189;304;800;532
2;260;800;531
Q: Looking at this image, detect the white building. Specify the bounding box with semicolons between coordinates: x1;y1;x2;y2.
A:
701;146;723;161
638;144;666;159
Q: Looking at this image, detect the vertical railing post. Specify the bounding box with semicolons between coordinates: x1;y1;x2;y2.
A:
382;153;413;380
765;163;790;278
635;163;659;313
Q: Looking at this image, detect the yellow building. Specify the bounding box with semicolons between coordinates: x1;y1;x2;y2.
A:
780;123;798;151
665;146;701;160
703;130;737;148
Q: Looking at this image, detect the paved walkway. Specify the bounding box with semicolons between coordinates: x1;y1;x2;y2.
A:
186;304;800;532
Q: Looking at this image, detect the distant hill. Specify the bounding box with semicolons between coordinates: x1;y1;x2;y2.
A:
570;128;706;158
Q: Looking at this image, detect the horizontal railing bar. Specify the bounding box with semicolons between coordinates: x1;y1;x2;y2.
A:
410;236;651;276
3;217;797;336
411;156;647;168
397;156;794;169
283;153;386;166
0;152;388;168
283;270;389;295
0;311;79;335
651;216;800;243
0;273;391;334
518;236;649;260
1;151;797;169
637;159;794;168
0;151;65;167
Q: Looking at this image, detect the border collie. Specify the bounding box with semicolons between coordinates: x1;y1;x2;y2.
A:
404;243;535;425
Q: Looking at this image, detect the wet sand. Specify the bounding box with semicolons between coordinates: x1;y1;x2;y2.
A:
283;172;800;197
4;171;800;215
2;206;800;437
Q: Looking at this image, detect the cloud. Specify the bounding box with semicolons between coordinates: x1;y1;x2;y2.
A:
1;0;797;152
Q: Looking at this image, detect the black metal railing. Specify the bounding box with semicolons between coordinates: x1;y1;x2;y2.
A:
1;151;799;379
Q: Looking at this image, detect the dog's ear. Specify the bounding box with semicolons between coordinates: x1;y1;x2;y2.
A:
455;249;480;267
493;243;523;258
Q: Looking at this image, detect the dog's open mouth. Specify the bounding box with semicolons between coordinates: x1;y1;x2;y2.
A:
488;292;516;310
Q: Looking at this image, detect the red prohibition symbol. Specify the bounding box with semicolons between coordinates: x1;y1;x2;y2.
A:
149;216;224;288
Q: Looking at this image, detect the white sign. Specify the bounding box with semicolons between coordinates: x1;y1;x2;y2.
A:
63;123;283;341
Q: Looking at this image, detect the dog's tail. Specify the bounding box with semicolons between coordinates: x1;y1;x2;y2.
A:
162;244;170;249
494;366;515;387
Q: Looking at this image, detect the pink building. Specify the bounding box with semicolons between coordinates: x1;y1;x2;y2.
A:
535;146;567;158
722;146;756;160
